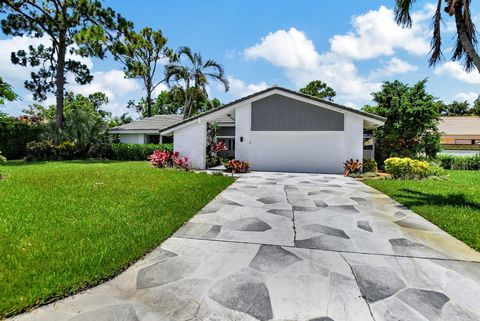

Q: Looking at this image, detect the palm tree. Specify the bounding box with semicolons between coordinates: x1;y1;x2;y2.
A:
395;0;480;73
165;47;229;119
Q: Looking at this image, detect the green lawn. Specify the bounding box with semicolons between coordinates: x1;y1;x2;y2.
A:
0;161;234;318
364;170;480;252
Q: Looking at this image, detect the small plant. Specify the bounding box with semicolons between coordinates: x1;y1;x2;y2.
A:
0;151;6;163
224;159;251;173
363;159;377;173
147;150;171;168
172;152;189;170
343;159;362;176
210;141;227;153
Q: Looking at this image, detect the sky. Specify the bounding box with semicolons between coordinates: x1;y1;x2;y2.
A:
1;0;479;118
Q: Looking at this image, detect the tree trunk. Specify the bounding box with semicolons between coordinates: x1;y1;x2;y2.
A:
146;89;152;118
55;33;66;135
454;8;480;73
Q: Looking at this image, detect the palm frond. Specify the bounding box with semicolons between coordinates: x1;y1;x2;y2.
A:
176;46;195;64
395;0;416;28
428;0;444;66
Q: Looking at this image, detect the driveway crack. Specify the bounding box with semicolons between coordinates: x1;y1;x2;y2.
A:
340;253;377;321
283;186;297;243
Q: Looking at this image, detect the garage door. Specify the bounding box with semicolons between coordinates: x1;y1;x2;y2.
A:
249;131;345;173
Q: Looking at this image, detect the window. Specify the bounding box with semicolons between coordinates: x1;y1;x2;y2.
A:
455;139;474;145
146;135;160;144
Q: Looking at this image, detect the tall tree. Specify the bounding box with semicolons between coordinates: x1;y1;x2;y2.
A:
110;27;173;117
165;46;229;119
0;0;131;131
363;79;442;163
395;0;480;73
299;80;336;102
0;76;18;105
442;100;471;115
472;96;480;116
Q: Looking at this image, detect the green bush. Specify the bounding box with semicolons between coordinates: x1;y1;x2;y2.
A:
436;154;480;170
0;151;6;163
25;140;77;161
428;163;448;178
363;159;377;173
0;116;44;159
110;143;173;161
87;143;113;159
384;157;431;179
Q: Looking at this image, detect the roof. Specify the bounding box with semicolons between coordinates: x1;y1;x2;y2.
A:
109;114;234;133
160;86;386;134
439;116;480;136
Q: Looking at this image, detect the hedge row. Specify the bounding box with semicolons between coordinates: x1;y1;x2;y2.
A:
436;154;480;170
110;143;173;161
0;117;44;159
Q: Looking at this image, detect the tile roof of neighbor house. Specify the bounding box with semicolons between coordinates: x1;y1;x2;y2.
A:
439;116;480;136
159;86;387;134
109;114;234;132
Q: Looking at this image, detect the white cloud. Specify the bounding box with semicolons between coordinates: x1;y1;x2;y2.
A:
330;5;430;60
227;77;269;97
435;61;480;84
371;57;418;77
244;27;320;69
453;92;479;104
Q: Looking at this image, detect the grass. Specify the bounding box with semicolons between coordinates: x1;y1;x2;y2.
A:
364;170;480;252
0;161;234;318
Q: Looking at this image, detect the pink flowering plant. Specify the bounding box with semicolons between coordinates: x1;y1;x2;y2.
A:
148;150;190;170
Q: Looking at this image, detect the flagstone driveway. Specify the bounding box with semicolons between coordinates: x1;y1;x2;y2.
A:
12;172;480;321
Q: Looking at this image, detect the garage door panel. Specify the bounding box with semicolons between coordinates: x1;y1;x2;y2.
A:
249;131;345;173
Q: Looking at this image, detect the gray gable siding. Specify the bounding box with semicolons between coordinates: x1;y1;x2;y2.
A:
251;94;344;131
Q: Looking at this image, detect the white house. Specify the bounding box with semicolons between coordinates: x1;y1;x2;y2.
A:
160;87;385;173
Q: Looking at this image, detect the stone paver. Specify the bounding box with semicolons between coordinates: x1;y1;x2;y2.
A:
11;172;480;321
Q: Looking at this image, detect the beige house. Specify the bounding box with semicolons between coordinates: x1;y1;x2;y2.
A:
439;116;480;155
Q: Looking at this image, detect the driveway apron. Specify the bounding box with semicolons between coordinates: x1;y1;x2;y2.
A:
12;172;480;321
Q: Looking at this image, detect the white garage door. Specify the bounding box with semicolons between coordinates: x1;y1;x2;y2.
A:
248;131;345;173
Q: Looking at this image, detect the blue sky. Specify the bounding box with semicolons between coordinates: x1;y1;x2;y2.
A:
1;1;479;117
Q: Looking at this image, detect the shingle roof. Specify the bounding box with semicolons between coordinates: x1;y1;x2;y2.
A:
439;116;480;136
109;114;234;132
160;86;386;134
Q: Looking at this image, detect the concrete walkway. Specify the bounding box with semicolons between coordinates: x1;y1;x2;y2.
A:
12;172;480;321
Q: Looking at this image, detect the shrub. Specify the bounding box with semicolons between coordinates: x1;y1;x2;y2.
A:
428;163;448;178
147;150;189;170
0;116;44;159
384;157;431;179
147;150;171;168
25;140;77;161
343;159;362;176
363;159;377;173
436;154;480;170
111;143;173;161
0;151;6;163
224;159;250;173
87;143;113;159
54;141;76;160
25;140;55;161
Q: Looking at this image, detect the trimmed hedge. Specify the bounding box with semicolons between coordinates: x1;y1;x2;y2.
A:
436;154;480;170
0;117;44;159
110;143;173;161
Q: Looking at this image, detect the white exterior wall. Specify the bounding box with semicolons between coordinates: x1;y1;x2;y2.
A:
118;134;145;144
344;114;364;162
174;121;207;169
234;103;251;162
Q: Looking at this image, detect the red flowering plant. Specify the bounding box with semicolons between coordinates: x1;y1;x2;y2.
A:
210;141;227;153
147;150;171;168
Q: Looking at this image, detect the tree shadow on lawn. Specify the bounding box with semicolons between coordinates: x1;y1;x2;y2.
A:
397;188;480;211
1;159;124;167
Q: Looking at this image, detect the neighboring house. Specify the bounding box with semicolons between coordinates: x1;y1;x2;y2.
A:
160;87;385;173
439;116;480;156
109;114;236;155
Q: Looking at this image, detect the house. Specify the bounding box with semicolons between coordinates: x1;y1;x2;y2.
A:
160;87;385;173
109;114;236;156
438;116;480;156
